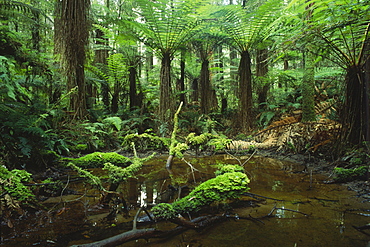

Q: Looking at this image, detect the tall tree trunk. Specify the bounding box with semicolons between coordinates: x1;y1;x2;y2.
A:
59;0;91;119
301;49;316;122
159;52;173;123
92;28;109;109
200;59;211;114
111;81;120;114
344;65;369;145
178;50;186;105
129;66;138;110
256;48;269;109
238;50;253;132
31;0;40;52
191;78;199;103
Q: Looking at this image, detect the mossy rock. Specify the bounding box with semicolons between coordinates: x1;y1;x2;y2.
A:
333;166;368;182
66;152;131;168
152;172;250;219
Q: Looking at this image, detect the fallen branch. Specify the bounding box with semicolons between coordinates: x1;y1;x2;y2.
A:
70;215;225;247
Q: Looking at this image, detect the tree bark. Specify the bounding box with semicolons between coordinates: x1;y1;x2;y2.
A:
59;0;91;120
70;215;225;247
256;48;269;109
301;49;316;122
159;52;173;123
344;65;369;145
200;59;211;114
238;50;253;132
129;66;138;110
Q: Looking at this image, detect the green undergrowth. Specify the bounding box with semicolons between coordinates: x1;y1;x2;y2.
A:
152;166;250;220
0;166;34;211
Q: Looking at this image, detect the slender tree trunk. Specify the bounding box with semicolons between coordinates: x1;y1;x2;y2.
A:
256;48;269;109
31;0;40;52
238;50;253;132
129;66;138;110
111;81;120;114
178;50;186;105
200;59;211;114
159;52;173;122
92;29;108;109
301;49;316;122
191;78;199;103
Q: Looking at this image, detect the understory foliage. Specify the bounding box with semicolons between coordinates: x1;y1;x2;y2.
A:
152;166;250;219
0;166;34;202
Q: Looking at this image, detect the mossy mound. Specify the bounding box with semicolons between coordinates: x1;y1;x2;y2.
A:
152;171;250;219
215;164;244;176
333;166;368;182
66;152;131;168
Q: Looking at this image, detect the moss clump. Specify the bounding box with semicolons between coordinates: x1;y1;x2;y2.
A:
67;162;103;189
66;152;131;168
186;133;232;152
122;133;169;151
152;172;250;219
103;153;155;183
333;166;368;182
151;203;177;220
215;164;244;176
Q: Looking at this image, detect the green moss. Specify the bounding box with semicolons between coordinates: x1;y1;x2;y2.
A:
66;152;131;168
215;164;244;176
103;153;155;183
186;132;211;146
333;166;368;182
152;203;177;220
74;144;89;151
152;172;250;219
122;133;169;151
67;162;103;190
171;142;189;158
206;135;232;151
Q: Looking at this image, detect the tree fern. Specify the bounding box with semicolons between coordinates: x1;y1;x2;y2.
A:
220;0;283;53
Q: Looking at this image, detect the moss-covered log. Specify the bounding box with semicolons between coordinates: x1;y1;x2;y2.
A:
152;171;250;219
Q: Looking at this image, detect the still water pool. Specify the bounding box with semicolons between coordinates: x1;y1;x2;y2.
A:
2;155;370;247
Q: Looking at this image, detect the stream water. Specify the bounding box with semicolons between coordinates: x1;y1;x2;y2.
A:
1;155;370;247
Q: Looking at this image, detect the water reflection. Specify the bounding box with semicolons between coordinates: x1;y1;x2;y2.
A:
2;155;370;247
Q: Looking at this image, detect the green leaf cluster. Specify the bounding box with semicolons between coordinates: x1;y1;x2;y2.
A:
0;166;34;201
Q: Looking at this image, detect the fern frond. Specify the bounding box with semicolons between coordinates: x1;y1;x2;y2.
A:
220;0;284;52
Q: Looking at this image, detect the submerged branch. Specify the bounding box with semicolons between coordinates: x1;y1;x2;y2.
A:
70;215;225;247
